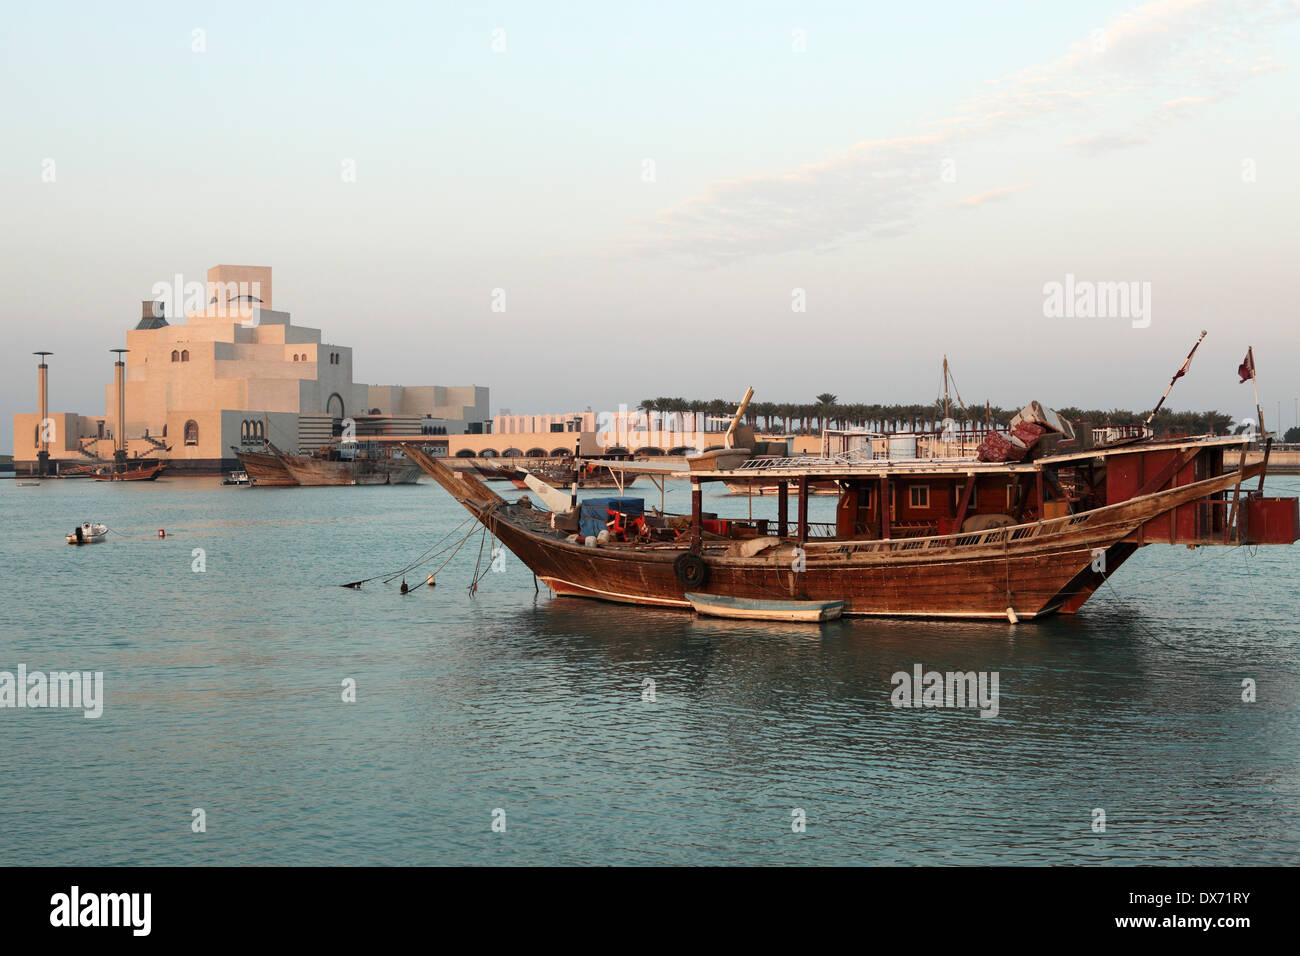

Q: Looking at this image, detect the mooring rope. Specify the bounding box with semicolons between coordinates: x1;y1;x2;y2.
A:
468;525;488;594
340;515;476;588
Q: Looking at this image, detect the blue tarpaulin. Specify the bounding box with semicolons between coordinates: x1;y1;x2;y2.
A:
578;497;645;539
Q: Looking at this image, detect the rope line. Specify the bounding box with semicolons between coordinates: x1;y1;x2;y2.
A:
340;515;477;588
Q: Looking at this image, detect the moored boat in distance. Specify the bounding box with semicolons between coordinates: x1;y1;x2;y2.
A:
513;464;638;491
470;460;524;482
401;394;1300;622
234;444;298;487
723;476;838;496
66;522;108;545
84;461;166;481
274;437;424;486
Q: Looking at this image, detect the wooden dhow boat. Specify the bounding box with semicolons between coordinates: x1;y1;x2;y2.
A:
85;461;166;481
234;442;298;487
280;439;424;486
403;407;1298;620
471;460;525;482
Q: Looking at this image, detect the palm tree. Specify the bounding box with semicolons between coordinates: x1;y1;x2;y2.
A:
687;399;707;433
815;393;838;432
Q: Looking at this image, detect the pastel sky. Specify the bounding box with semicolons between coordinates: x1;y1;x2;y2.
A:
3;0;1298;451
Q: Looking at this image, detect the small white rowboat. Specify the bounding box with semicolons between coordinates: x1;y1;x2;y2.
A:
685;592;845;622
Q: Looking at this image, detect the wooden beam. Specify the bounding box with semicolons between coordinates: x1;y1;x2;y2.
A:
1133;446;1201;499
777;481;788;539
1223;444;1248;544
797;474;809;543
953;473;976;532
690;481;702;552
880;474;891;539
1042;469;1074;514
1011;473;1032;522
1256;437;1272;494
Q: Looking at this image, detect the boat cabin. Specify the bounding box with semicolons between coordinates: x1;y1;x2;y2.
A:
684;436;1296;549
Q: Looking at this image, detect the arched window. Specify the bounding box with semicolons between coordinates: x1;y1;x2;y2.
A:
180;350;190;362
171;350;179;362
184;420;199;445
326;393;344;418
240;421;249;441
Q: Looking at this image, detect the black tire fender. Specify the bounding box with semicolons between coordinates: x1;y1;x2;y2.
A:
673;552;708;589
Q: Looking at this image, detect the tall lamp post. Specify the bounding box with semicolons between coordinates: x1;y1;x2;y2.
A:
111;348;129;466
34;352;52;476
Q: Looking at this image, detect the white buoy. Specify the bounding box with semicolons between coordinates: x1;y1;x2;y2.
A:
1006;607;1019;624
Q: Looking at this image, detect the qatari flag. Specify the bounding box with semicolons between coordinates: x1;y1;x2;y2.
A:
1238;347;1255;383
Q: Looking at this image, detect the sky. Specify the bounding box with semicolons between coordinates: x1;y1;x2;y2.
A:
2;0;1298;451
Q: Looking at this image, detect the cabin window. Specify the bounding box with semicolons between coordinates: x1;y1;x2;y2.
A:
171;350;179;362
184;420;199;445
909;485;930;509
1006;484;1017;509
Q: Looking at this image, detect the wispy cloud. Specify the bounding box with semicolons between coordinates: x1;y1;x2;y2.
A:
626;0;1295;262
946;185;1033;209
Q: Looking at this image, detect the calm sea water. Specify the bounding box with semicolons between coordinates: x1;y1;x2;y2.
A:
1;473;1297;865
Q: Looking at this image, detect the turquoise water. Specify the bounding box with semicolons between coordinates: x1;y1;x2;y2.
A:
1;474;1297;865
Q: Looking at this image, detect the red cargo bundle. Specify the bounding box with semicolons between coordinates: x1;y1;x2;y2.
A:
1010;421;1046;454
1011;421;1046;443
976;431;1028;462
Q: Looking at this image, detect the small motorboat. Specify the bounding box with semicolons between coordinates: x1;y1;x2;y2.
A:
16;481;41;487
222;470;251;486
66;522;108;545
684;592;845;622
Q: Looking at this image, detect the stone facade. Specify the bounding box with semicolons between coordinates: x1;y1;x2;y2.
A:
13;265;490;474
